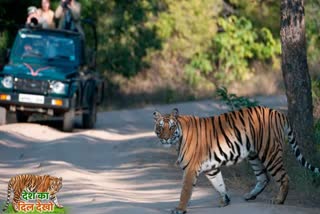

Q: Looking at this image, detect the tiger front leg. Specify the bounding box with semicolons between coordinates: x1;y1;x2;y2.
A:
50;195;63;208
205;169;230;207
171;170;197;214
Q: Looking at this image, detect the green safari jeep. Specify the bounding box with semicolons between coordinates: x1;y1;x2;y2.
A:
0;27;104;132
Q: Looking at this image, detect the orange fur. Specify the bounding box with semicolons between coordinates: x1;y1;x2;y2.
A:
153;106;319;213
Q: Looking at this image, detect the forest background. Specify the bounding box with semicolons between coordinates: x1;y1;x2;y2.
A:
0;0;320;109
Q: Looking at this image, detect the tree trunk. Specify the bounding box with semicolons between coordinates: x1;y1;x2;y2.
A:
280;0;314;155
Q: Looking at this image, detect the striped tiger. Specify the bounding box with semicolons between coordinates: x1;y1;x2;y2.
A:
153;106;319;214
2;174;63;212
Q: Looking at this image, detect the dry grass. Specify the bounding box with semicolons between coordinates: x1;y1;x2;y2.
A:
100;60;285;110
228;61;285;97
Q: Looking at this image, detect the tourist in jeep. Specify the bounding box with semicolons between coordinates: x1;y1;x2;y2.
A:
26;0;54;29
37;0;55;29
55;0;84;36
26;6;42;27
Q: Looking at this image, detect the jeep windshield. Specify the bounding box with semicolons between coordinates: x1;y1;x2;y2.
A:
11;32;77;65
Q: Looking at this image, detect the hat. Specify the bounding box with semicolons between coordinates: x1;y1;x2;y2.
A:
27;6;37;15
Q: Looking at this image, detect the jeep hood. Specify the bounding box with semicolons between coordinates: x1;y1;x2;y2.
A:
2;63;78;80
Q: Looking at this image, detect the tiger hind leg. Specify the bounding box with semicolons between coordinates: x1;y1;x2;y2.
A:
261;146;289;204
12;188;24;212
244;154;269;201
205;169;230;207
268;165;289;204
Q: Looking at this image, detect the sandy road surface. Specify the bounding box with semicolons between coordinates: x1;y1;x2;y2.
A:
0;95;319;214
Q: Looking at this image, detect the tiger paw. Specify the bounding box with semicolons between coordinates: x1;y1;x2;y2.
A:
56;204;64;208
270;197;284;205
12;202;19;212
244;193;256;201
170;208;187;214
219;195;230;207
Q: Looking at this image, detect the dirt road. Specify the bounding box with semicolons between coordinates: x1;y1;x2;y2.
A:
0;95;319;214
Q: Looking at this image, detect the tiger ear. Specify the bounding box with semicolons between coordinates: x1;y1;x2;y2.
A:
59;177;62;181
171;108;179;118
153;110;162;121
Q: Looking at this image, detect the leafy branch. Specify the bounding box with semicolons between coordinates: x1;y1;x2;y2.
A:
215;86;259;111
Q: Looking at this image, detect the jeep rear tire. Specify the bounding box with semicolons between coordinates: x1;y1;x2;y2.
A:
82;95;97;129
63;109;75;132
16;111;29;123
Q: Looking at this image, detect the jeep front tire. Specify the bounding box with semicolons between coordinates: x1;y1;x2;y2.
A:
82;95;97;129
63;109;75;132
16;111;29;123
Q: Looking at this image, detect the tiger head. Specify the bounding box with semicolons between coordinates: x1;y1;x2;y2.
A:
153;108;181;148
47;176;62;196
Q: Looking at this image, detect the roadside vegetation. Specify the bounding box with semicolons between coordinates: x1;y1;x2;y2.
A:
1;0;319;108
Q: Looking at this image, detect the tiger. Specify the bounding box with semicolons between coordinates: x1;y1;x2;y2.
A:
2;174;63;212
153;106;320;214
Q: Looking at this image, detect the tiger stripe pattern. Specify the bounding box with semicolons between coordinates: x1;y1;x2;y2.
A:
2;174;63;212
153;106;319;214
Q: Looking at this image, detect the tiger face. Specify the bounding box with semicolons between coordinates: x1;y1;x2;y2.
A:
47;176;62;196
153;108;181;148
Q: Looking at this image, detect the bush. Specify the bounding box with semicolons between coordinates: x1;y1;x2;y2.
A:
211;16;280;83
152;0;223;59
97;0;162;77
306;0;320;66
215;86;259;111
0;30;9;68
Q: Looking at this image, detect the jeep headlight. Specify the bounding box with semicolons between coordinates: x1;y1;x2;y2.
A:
1;76;13;89
50;81;67;94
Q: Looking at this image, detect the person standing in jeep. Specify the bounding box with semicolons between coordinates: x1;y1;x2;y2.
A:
54;0;84;37
26;0;55;29
38;0;55;29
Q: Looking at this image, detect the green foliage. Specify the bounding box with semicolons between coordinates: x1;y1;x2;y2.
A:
1;0;319;91
0;30;9;67
212;16;280;83
215;86;259;111
183;53;213;87
315;119;320;141
98;0;162;77
152;0;223;59
184;65;203;87
228;0;281;36
311;79;320;100
305;0;320;64
188;53;213;75
0;31;8;50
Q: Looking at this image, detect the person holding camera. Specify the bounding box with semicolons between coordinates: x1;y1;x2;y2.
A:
55;0;84;37
26;6;42;27
26;1;54;29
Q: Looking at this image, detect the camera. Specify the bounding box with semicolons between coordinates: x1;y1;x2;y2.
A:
30;17;39;26
62;0;71;9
